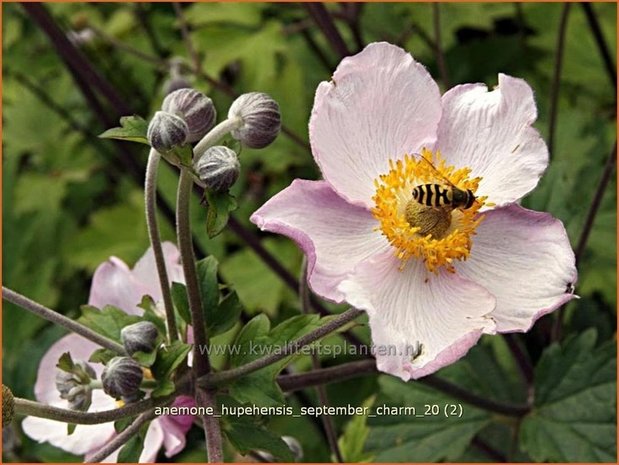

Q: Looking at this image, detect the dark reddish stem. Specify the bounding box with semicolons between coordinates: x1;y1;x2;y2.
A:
304;3;351;59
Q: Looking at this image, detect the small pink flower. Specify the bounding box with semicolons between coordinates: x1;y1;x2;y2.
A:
22;243;194;462
251;42;577;380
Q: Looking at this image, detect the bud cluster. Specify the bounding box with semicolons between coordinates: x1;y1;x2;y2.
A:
148;87;281;192
55;360;96;411
147;88;216;153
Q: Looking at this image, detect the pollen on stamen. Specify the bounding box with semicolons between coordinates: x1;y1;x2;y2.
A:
371;148;487;273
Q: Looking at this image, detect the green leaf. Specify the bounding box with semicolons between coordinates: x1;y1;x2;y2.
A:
117;423;148;462
227;314;323;406
137;295;167;336
222;395;295;462
79;305;140;343
98;115;149;145
89;348;116;365
151;341;192;379
56;352;75;372
520;330;616;462
132;349;157;367
208;290;243;336
366;375;491;461
151;378;176;398
204;190;237;238
338;396;375;462
170;282;191;325
197;256;219;314
66;424;76;435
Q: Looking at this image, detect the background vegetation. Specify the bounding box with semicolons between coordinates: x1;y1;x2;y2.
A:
2;2;616;462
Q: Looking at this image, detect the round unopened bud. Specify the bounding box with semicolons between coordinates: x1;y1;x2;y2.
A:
194;146;240;192
163;88;216;143
55;361;96;411
121;321;159;355
3;385;14;426
228;92;281;148
147;111;189;153
101;357;143;401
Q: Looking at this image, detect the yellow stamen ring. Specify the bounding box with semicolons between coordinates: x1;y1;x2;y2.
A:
371;148;486;273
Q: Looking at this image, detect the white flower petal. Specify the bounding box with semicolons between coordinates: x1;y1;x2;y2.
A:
21;416;116;457
251;179;389;302
139;420;165;462
338;252;496;380
436;74;548;207
310;42;442;207
456;204;577;332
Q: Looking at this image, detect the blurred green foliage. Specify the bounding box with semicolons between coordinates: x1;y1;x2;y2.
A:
2;2;616;463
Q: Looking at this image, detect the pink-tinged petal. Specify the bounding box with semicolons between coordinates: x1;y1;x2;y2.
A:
250;179;389;302
139;420;165;463
21;417;116;457
88;257;151;314
23;333;119;456
436;74;548;207
32;334;110;405
338;252;496;380
456;204;577;332
132;242;185;298
159;396;195;458
310;42;442;207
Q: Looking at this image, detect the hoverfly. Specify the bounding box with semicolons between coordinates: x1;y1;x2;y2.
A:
411;155;476;211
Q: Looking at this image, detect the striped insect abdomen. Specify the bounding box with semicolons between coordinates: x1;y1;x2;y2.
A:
411;184;451;207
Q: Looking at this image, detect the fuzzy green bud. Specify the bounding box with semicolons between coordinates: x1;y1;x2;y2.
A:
194;146;240;192
121;321;159;355
147;111;189;153
228;92;281;148
162;88;216;143
101;357;143;401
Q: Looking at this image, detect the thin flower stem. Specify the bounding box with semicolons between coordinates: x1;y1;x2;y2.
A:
172;2;201;73
176;169;211;379
85;409;158;463
432;3;450;89
581;2;617;89
2;287;125;355
13;393;173;425
176;166;223;462
145;149;178;343
299;258;343;462
575;142;617;264
277;357;530;417
548;3;571;159
419;374;530;417
277;358;377;392
198;307;364;387
193;117;243;158
304;3;351;59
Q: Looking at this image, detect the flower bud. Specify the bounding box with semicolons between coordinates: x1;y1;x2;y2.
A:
228;92;281;148
3;385;14;426
121;321;159;355
147;111;189;153
162;88;216;143
194;146;240;192
101;357;143;401
55;360;95;411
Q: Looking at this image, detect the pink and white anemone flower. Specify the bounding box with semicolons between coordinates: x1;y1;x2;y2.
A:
251;42;577;381
22;243;194;462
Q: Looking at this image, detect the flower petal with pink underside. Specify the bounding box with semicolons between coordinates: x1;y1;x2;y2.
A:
251;179;388;302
